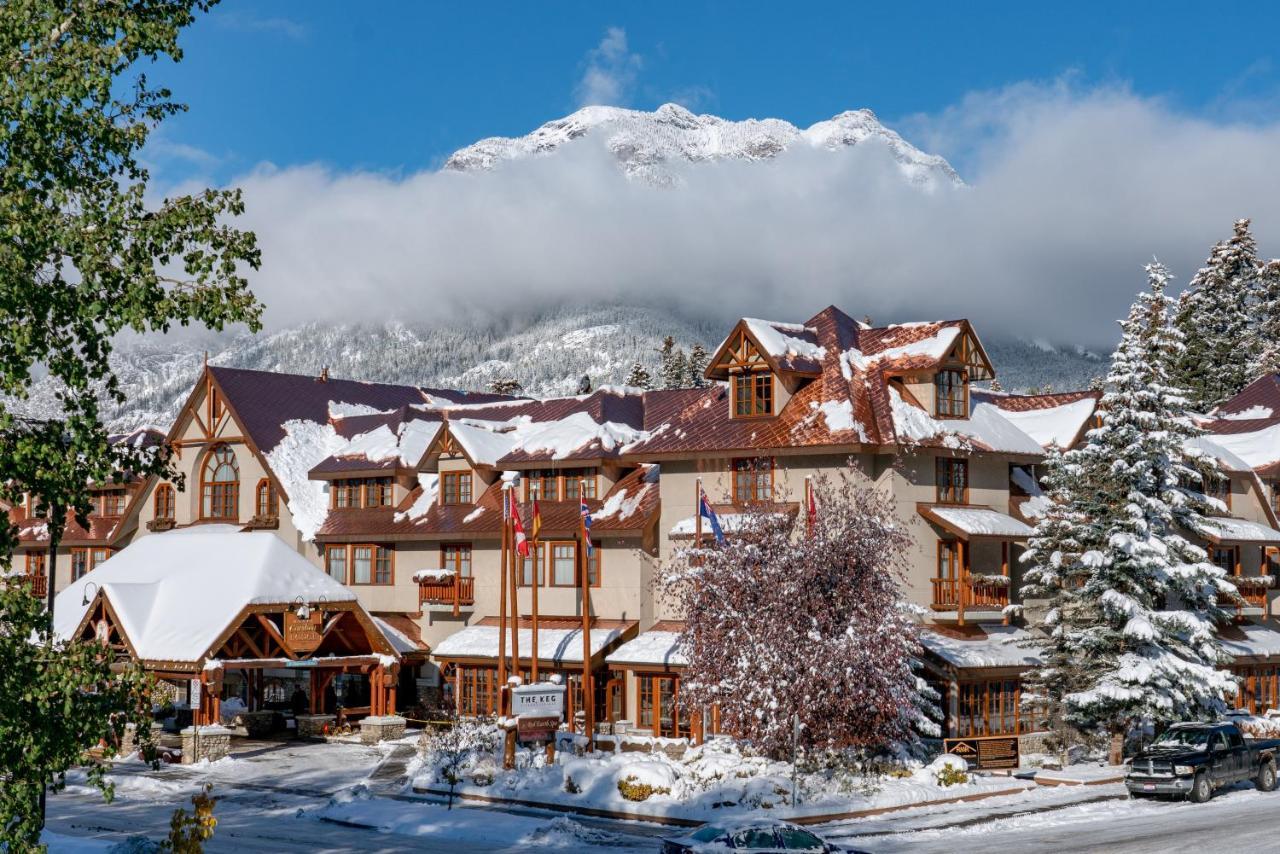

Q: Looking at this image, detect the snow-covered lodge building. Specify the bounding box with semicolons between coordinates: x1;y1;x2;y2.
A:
11;304;1280;748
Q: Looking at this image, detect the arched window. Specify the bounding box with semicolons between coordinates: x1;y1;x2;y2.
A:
154;483;175;520
256;478;278;518
201;445;239;520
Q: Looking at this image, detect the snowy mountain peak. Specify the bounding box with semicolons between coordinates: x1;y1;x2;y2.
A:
444;103;962;188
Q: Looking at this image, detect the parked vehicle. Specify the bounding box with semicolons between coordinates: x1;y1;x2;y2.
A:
660;819;866;853
1125;721;1280;802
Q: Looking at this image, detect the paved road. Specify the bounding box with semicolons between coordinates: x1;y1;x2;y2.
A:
828;783;1279;853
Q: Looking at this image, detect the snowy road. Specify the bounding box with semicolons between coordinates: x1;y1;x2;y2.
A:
829;782;1280;853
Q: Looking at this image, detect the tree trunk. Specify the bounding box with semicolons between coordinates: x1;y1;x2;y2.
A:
1109;730;1125;766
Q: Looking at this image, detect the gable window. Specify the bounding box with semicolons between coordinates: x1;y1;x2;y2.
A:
333;479;361;509
936;457;968;504
364;478;392;508
526;470;560;502
98;489;128;517
154;483;175;520
733;372;773;417
442;543;472;577
442;472;473;505
256;479;279;518
934;369;968;418
732;458;774;504
562;469;598;501
201;444;239;520
331;477;392;510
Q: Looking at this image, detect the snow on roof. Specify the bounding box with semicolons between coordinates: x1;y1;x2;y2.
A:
266;419;345;541
393;473;440;524
594;466;658;522
606;630;688;668
813;399;870;441
865;326;961;365
1198;422;1280;471
669;512;786;536
1187;435;1256;473
52;530;357;663
919;626;1042;669
924;505;1034;538
993;397;1096;449
372;616;421;655
1221;405;1274;421
1220;624;1280;659
328;401;394;419
449;411;650;466
432;624;622;664
335;419;441;468
1196;516;1280;544
742;318;826;364
887;387;1043;455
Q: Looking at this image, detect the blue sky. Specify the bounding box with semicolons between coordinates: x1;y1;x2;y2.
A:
155;1;1280;183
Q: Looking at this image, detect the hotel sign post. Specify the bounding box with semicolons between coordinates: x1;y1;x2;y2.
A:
513;684;566;750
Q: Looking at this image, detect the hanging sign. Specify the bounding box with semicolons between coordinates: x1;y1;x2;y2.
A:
512;683;566;718
284;610;324;654
517;715;561;742
189;679;202;707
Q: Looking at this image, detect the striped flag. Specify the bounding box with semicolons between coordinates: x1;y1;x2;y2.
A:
531;498;542;543
580;499;593;555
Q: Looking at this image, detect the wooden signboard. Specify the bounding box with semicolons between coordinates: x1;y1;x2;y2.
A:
284;611;324;655
517;715;561;743
943;735;1020;770
511;683;566;717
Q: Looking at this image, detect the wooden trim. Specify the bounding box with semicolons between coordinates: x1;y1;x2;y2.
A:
441;471;474;506
934;368;969;419
441;542;473;578
730;456;775;504
547;540;579;587
327;543;396;586
730;369;775;419
153;483;175;520
255;478;278;518
198;443;240;521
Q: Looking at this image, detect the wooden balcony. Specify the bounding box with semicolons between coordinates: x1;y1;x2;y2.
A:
420;575;474;613
1221;576;1271;616
26;574;48;598
932;577;1010;613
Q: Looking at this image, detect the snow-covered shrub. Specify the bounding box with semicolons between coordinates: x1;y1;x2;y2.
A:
924;755;970;787
617;774;671;802
418;718;501;808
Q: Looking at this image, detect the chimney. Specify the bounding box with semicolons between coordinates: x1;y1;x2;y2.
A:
318;366;329;383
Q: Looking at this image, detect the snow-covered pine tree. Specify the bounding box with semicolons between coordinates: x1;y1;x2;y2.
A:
668;348;690;389
657;336;677;385
1048;262;1237;759
1249;259;1280;378
656;466;929;758
988;378;1003;393
687;343;709;388
1171;220;1262;410
624;362;652;390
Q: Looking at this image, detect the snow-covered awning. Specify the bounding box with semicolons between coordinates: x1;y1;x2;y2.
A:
1220;624;1280;660
1197;517;1280;545
432;622;632;666
605;630;688;669
918;505;1034;540
920;626;1043;670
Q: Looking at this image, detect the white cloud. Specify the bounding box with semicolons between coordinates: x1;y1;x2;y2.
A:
215;81;1280;349
212;10;307;41
574;27;642;107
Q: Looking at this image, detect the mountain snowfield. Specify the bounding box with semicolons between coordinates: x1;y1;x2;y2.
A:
444;102;963;188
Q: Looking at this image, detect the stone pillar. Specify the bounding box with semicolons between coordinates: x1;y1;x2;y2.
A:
359;715;407;744
296;713;336;740
180;724;232;765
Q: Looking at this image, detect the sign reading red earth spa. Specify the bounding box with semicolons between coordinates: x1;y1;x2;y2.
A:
284;611;324;655
943;735;1020;770
517;715;561;742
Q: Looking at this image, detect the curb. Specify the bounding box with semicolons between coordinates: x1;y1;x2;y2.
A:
410;783;1035;828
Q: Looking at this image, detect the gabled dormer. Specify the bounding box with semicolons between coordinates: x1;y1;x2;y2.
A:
706;320;823;420
885;322;994;421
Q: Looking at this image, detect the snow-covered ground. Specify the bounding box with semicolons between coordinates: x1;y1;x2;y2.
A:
43;738;1280;853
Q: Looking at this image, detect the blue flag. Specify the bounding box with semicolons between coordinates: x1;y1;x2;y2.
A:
699;489;726;545
580;499;593;555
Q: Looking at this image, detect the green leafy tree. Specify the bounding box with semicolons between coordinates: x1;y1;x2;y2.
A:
0;1;261;847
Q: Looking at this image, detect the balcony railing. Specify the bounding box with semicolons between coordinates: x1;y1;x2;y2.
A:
26;574;47;598
419;575;474;611
932;577;1010;612
1221;576;1271;615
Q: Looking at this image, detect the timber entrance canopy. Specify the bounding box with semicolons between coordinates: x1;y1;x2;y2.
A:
53;529;402;722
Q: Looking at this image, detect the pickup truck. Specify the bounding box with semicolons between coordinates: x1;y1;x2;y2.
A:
1125;721;1280;802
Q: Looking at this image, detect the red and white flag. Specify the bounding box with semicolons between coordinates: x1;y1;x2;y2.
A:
511;491;530;558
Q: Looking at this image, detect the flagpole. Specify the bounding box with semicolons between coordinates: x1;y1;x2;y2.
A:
579;517;594;743
531;501;540;683
508;491;520;685
805;475;813;538
498;489;509;715
695;477;703;548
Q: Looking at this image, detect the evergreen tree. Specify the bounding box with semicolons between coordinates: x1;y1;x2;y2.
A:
1171;220;1261;409
1249;259;1280;379
1028;262;1237;760
576;374;592;395
687;343;710;388
988;378;1003;393
667;348;690;389
624;362;652;390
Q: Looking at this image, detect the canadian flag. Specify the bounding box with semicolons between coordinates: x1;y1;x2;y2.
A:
511;491;530;558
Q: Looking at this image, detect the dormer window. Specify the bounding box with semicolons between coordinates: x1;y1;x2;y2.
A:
935;369;968;418
442;472;473;505
733;372;773;417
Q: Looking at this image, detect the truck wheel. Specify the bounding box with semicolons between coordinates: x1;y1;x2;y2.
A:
1189;772;1212;803
1255;760;1277;793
